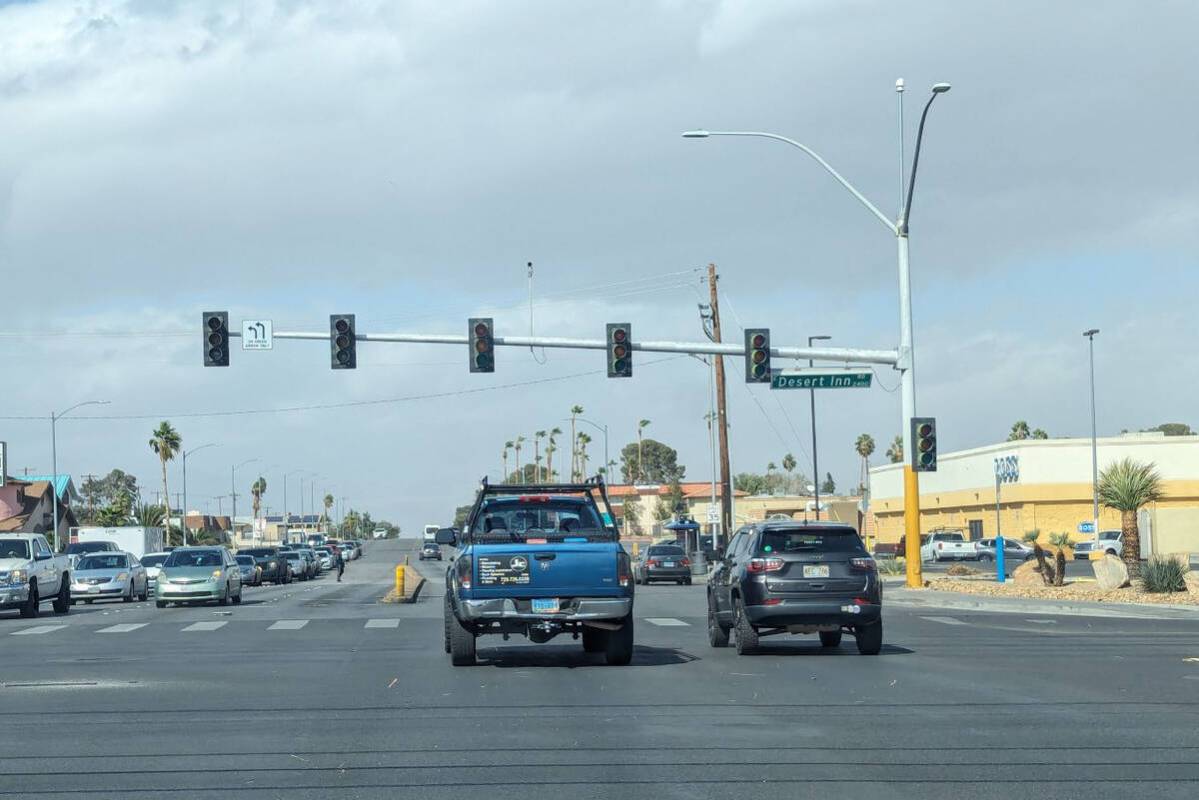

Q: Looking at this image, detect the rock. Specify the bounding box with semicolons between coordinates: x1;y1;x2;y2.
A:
1012;561;1043;587
1092;554;1131;591
1184;571;1199;596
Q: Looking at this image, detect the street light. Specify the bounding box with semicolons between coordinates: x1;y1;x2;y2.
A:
231;458;259;542
566;417;609;484
181;443;218;546
1084;328;1100;544
808;335;832;520
683;81;951;589
50;400;109;551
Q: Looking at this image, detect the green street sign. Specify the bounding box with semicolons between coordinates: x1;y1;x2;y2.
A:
771;370;873;389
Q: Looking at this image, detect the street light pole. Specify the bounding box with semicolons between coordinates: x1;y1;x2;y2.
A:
571;418;609;483
808;335;832;521
1084;329;1100;544
681;81;950;589
49;400;109;551
181;443;217;547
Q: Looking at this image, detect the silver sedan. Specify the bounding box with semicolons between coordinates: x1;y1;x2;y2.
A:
71;552;149;604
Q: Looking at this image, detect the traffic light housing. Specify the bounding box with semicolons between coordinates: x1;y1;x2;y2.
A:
911;417;937;472
607;323;632;377
744;328;770;383
330;314;357;369
202;311;229;367
469;317;494;373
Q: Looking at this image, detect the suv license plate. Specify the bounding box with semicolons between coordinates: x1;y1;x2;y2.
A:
531;598;560;613
803;565;830;578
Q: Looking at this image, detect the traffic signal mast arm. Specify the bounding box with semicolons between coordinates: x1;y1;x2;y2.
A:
226;328;900;366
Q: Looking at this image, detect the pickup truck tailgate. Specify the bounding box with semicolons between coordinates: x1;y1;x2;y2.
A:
470;542;621;599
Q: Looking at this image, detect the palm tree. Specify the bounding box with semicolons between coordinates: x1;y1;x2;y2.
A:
251;476;267;521
514;435;525;481
323;493;334;530
569;406;584;480
1098;458;1163;578
546;427;563;483
149;421;182;543
855;433;876;492
577;432;592;477
637;419;651;482
1008;420;1031;441
533;430;546;484
886;435;903;464
502;441;513;483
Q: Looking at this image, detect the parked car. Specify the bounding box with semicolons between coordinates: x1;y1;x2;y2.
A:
1072;530;1123;560
420;543;442;561
707;521;883;656
975;538;1033;563
921;531;978;562
155;547;243;607
65;540;120;569
297;548;321;576
314;547;333;570
238;547;291;584
141;552;170;591
340;541;358;560
235;554;262;586
277;549;309;581
634;544;692;585
0;533;72;618
71;552;148;603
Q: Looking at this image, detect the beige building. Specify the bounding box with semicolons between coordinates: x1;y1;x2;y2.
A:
869;433;1199;556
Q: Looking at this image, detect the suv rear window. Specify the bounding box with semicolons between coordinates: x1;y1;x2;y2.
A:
756;528;866;555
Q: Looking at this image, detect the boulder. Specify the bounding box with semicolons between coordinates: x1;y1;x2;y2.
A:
1092;554;1131;591
1184;570;1199;596
1011;561;1043;587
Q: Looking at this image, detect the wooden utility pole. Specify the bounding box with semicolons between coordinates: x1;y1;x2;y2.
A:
708;264;733;546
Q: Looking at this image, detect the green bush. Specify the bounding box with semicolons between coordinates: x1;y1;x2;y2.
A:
877;557;906;576
1142;556;1187;593
1048;532;1072;547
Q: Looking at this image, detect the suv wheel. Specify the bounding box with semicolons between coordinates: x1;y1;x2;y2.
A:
707;608;730;648
582;627;607;653
604;615;634;666
819;630;842;648
855;620;883;655
733;599;758;655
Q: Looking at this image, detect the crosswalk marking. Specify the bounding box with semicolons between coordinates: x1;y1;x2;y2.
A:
921;616;967;626
182;621;228;632
364;619;400;629
645;617;689;627
97;623;148;634
267;620;308;631
11;625;67;636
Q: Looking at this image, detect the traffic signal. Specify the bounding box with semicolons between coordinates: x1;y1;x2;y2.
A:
607;323;632;377
469;317;494;373
744;328;770;383
911;417;937;472
202;311;229;367
330;314;357;369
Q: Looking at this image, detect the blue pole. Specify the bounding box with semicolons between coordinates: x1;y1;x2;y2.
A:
996;533;1006;583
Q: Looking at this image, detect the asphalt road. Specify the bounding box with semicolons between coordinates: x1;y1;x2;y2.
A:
2;539;1197;799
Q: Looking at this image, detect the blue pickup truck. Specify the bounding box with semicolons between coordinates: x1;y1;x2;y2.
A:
438;477;635;666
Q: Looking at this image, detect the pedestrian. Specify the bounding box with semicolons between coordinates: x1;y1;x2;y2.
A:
335;548;345;582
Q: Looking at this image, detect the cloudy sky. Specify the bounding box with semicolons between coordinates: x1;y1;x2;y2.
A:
1;0;1196;531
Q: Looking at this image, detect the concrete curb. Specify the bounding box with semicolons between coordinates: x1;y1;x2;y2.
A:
886;587;1199;620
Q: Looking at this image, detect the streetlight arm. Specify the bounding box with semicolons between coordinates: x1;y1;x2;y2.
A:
693;131;897;234
56;400;110;419
900;92;942;234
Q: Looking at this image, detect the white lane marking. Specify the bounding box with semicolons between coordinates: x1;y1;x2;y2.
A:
644;618;689;626
96;623;148;634
182;621;228;632
920;616;967;626
1026;619;1058;624
11;625;67;636
365;619;400;629
267;620;309;631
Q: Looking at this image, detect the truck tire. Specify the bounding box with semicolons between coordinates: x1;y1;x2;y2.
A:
855;620;883;655
448;612;476;666
19;581;39;618
53;579;71;615
604;615;634;666
582;627;607;653
733;599;758;655
819;630;842;648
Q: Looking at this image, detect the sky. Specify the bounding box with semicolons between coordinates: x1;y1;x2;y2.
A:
1;0;1197;533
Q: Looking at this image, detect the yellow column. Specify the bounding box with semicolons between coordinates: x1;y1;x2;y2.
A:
903;466;924;588
394;565;405;596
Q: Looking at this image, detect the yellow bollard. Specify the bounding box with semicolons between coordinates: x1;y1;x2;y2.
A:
631;541;639;557
395;565;405;597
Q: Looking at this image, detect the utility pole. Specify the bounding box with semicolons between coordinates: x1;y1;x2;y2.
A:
82;474;97;521
707;264;733;547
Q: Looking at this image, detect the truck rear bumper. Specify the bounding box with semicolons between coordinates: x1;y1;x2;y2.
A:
459;597;632;622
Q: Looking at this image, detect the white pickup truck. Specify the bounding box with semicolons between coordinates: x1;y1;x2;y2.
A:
0;533;72;618
921;531;978;563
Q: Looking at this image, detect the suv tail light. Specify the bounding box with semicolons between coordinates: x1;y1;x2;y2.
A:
746;557;784;573
937;542;943;550
849;557;877;573
456;556;473;590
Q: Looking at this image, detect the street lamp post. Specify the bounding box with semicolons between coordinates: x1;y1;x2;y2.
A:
181;443;218;547
50;400;110;551
808;335;832;520
1084;328;1100;544
231;458;259;544
570;418;609;483
682;80;951;589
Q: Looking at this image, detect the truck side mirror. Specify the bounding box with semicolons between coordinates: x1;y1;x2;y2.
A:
435;528;457;546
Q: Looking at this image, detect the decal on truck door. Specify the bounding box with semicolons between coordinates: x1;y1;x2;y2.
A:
478;555;531;585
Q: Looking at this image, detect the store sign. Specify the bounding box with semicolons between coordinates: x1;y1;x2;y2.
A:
1078;521;1095;534
994;455;1020;484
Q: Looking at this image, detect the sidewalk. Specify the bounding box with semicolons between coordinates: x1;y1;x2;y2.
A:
884;581;1199;620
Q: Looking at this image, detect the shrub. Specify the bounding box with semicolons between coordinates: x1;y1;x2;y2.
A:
877;557;906;576
946;564;978;577
1022;530;1041;544
1142;556;1187;593
1048;532;1072;547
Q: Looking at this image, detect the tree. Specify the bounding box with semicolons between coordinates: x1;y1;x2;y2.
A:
622;495;644;536
855;434;875;491
251;476;267;520
782;452;797;475
1144;423;1193;436
79;469;140;526
509;463;551;483
452;504;473;530
533;430;546;484
652;495;672;523
666;475;685;517
620;439;684;484
546;427;563;482
577;432;592;477
514;435;525;480
1098;457;1162;579
637;419;651;482
96;488;134;526
886;435;903;464
734;472;769;496
821;472;836;495
148;422;181;542
322;493;334;529
1031;428;1048;439
502;441;513;483
1008;420;1031;441
569;406;584;480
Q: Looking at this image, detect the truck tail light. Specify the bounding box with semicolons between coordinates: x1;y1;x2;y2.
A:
617;552;631;587
746;557;784;573
457;556;473;591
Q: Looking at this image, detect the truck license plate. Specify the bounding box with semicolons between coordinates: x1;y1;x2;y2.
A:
803;565;830;578
531;598;560;613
